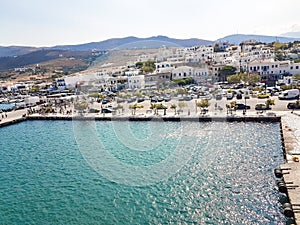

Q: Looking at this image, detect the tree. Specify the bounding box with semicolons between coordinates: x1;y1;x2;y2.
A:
74;102;89;115
129;104;144;115
135;60;156;73
247;74;261;84
226;101;237;114
135;61;143;69
196;99;210;114
293;74;300;81
173;78;195;86
265;99;275;109
170;104;177;115
150;103;167;115
177;102;187;115
220;65;237;82
227;74;243;84
227;73;261;84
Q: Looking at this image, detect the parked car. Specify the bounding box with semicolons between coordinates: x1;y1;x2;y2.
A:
236;103;250;110
157;96;164;102
257;93;270;99
255;103;271;110
226;92;233;100
137;98;144;103
150;97;158;103
287;101;300;110
128;97;136;103
164;96;171;102
184;95;192;101
101;98;110;104
215;94;222;100
101;108;115;113
236;93;242;99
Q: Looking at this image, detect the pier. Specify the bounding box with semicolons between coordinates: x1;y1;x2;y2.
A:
276;113;300;224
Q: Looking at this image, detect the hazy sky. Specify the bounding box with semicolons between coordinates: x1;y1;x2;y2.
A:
1;0;299;47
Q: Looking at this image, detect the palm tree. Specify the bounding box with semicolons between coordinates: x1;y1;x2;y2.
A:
226;101;237;114
265;99;275;109
129;104;144;115
170;104;177;115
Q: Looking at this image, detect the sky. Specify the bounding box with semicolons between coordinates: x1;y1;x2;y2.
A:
1;0;300;47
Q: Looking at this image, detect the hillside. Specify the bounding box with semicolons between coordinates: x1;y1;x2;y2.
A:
216;34;300;44
0;46;38;57
53;36;213;51
0;49;96;71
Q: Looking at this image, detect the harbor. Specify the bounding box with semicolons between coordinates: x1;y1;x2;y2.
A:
1;98;300;223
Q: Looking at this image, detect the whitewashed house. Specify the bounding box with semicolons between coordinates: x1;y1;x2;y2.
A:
127;75;145;89
171;66;210;83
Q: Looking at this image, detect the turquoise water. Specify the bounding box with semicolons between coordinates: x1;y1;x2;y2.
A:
0;120;285;224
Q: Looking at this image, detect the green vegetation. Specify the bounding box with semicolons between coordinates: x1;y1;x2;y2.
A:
74;102;89;111
150;103;167;115
280;84;300;90
150;103;167;110
294;59;300;63
29;86;39;93
196;99;210;109
265;99;275;108
227;73;261;84
172;77;195;86
170;104;177;115
88;93;105;99
135;60;156;73
293;74;300;81
129;104;144;115
273;42;288;51
226;101;237;114
220;66;237;81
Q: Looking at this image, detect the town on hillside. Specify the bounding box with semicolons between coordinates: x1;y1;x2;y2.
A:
1;39;300;116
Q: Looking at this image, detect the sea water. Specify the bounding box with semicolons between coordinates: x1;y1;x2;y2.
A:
0;120;286;224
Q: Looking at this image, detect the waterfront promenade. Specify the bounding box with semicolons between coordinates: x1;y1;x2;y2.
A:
280;112;300;224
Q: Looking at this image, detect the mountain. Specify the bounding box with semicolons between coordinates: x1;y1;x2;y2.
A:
215;34;300;44
0;49;94;71
52;36;213;51
0;46;38;57
280;31;300;38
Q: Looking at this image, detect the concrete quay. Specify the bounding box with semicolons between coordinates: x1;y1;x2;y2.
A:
277;112;300;224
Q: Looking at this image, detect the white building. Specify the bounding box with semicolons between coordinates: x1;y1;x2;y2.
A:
127;75;145;89
247;59;300;76
171;66;210;83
